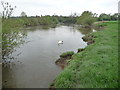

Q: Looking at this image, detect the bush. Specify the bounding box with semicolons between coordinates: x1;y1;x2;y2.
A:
76;11;97;26
60;51;74;58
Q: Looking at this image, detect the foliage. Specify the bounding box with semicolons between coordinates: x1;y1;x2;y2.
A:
111;13;118;21
21;11;27;17
54;21;118;88
2;19;27;60
60;51;74;58
76;11;97;26
5;16;59;28
56;15;77;25
98;13;118;21
98;13;111;21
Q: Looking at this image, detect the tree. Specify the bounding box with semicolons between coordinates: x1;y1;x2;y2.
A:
98;13;111;21
76;11;96;26
1;1;26;61
111;13;118;21
21;11;27;17
1;1;16;19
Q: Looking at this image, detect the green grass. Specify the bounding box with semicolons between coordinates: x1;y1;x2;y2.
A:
60;51;74;58
96;22;107;27
54;21;118;88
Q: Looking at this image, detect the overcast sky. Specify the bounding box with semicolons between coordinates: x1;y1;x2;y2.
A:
0;0;119;16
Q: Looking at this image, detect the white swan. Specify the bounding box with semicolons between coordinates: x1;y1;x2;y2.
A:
58;40;63;44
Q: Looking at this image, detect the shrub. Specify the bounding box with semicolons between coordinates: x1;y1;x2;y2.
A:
76;11;97;26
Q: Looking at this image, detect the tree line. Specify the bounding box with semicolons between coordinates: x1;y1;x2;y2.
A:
17;11;119;27
1;1;118;28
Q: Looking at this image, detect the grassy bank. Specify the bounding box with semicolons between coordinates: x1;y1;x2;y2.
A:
54;21;118;88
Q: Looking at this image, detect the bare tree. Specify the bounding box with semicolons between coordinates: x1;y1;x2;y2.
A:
1;1;16;19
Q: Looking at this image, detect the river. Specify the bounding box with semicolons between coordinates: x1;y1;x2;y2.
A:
3;25;89;88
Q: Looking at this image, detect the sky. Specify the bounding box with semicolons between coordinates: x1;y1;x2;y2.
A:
0;0;119;16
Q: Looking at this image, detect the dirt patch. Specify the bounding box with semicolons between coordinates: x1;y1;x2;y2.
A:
82;34;96;45
55;56;71;69
77;48;85;53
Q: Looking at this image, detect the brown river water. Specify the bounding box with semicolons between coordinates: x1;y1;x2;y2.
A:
2;25;95;88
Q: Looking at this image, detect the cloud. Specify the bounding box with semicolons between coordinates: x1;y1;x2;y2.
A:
1;0;119;16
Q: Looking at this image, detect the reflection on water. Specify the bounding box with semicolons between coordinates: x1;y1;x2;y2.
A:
2;25;95;88
79;27;93;35
77;26;97;35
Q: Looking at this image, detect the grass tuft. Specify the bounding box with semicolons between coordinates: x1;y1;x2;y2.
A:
60;51;74;58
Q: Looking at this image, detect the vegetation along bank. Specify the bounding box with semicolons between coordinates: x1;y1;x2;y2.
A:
50;21;118;88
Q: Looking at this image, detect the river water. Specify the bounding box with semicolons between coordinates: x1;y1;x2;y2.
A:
3;25;89;88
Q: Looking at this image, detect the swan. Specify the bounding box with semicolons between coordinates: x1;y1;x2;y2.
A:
58;40;63;44
93;29;96;32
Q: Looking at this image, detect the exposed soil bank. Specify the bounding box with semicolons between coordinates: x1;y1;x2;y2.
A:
55;51;74;69
82;34;95;45
55;56;71;69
